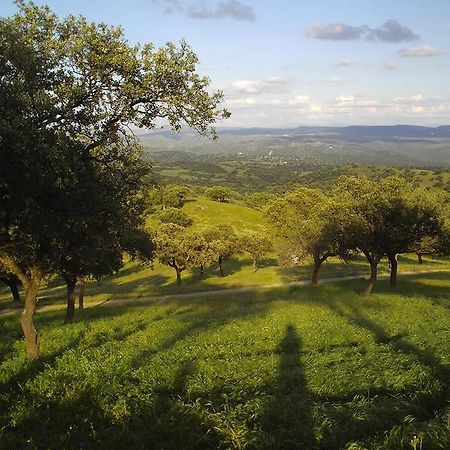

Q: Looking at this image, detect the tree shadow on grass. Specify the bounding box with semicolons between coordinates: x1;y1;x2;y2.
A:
258;324;315;449
328;300;450;423
1;288;278;449
0;358;223;450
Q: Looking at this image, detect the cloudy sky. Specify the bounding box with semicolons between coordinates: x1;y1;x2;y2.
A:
2;0;449;127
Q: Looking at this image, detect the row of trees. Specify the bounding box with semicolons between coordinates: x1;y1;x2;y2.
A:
0;2;228;360
266;176;450;295
154;222;273;284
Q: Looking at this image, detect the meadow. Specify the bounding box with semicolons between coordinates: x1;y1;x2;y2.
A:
1;273;449;449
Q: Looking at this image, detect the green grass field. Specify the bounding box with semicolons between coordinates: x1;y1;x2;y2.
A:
1;273;449;449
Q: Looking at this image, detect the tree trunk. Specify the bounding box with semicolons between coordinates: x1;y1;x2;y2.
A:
200;265;204;275
218;256;224;277
387;253;398;287
78;278;85;310
311;257;322;285
9;280;21;303
20;274;42;361
64;277;77;324
362;261;378;296
417;253;423;264
176;268;182;286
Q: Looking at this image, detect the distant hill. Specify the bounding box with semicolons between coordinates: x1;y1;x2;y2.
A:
141;124;450;140
139;125;450;167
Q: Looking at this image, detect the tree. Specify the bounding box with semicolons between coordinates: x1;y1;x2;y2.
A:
240;232;273;269
203;224;240;276
334;176;446;294
205;186;233;203
0;2;229;360
158;207;193;227
148;185;191;210
266;187;362;284
155;224;214;284
0;270;21;303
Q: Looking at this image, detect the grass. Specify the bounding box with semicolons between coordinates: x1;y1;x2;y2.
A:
1;273;449;449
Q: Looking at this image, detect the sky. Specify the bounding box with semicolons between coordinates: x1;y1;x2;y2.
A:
1;0;450;128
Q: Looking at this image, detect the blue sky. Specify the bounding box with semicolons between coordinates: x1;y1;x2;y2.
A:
1;0;449;127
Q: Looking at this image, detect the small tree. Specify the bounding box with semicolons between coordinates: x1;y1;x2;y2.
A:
240;232;273;269
149;185;190;210
158;208;193;228
205;186;233;203
203;224;240;276
155;224;214;285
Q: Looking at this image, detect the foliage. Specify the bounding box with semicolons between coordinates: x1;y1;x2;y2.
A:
205;186;234;203
266;187;363;283
239;232;273;267
203;224;240;275
158;208;193;228
154;224;215;284
0;1;229;359
148;185;191;210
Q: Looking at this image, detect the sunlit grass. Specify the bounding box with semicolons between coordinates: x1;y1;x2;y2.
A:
1;273;449;449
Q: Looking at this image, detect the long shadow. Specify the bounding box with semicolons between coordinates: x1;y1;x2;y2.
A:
374;271;450;307
259;324;315;449
330;301;450;419
1;358;223;450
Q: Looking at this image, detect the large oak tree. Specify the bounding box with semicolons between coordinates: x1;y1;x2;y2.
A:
0;2;229;360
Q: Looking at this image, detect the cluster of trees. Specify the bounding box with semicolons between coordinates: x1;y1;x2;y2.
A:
0;2;228;360
267;176;450;295
153;217;273;283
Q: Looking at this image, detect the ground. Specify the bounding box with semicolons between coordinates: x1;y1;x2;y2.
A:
0;272;449;449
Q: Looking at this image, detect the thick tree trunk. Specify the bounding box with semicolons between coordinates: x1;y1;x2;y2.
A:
311;258;322;285
218;256;224;277
176;268;182;286
253;258;257;269
387;253;398;287
20;275;41;361
362;261;378;296
64;277;77;324
78;278;85;310
417;253;423;264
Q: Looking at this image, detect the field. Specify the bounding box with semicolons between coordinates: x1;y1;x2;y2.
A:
1;273;449;449
1;197;449;307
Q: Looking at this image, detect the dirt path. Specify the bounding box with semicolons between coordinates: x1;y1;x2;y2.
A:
1;269;448;318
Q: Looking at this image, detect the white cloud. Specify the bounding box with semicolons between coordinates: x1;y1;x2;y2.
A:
399;45;447;57
411;94;424;102
225;97;256;105
230;77;291;94
333;59;355;67
305;20;418;42
329;76;344;84
384;61;402;70
289;94;311;105
336;94;355;106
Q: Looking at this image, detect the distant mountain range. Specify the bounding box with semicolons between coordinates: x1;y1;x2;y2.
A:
141;125;450;141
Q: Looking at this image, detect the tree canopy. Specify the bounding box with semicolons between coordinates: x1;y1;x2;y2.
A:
0;1;229;360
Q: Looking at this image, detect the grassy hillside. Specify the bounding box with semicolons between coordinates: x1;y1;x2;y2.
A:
1;273;449;449
2;197;449;307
